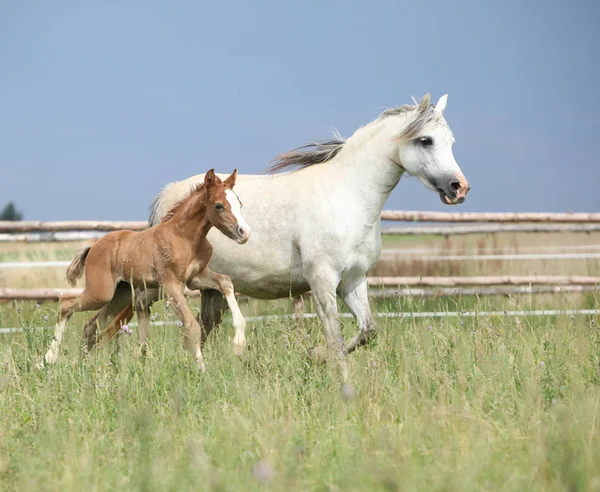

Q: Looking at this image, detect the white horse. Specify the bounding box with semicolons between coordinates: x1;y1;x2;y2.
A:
82;93;469;386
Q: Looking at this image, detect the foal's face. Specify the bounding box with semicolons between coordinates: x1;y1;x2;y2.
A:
204;169;251;244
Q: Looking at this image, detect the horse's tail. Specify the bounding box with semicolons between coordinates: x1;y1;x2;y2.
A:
98;304;134;345
66;245;92;286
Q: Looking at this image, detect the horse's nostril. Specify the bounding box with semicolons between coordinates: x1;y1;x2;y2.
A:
238;227;245;236
450;180;461;191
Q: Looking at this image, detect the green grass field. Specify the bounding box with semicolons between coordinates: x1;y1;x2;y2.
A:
1;232;600;490
1;293;600;491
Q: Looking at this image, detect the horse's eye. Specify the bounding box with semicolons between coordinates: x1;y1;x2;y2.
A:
215;203;224;211
418;136;434;147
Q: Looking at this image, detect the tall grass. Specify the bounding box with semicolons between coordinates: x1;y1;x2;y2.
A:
1;232;600;490
1;295;599;491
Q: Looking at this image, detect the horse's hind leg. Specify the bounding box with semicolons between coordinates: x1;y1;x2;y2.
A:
82;282;131;351
44;288;114;365
197;288;228;345
43;294;79;366
189;269;246;355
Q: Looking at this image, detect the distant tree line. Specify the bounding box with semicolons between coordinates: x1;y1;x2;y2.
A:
0;201;23;221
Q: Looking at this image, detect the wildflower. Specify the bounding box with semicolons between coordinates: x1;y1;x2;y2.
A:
176;320;183;328
569;314;575;320
42;315;49;322
427;325;433;331
119;324;133;335
538;361;545;369
150;315;156;322
35;302;40;310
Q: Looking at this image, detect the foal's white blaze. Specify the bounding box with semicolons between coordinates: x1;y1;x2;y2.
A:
225;189;251;239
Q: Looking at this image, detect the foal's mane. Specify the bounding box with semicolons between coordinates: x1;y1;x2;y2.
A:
160;183;206;223
265;101;441;174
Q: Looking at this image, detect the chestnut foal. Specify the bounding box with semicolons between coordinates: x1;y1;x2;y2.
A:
42;169;251;370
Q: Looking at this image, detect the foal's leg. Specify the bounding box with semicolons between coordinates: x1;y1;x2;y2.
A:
82;282;131;351
341;278;376;354
43;294;79;366
133;287;160;354
188;269;246;355
44;288;114;365
164;282;206;371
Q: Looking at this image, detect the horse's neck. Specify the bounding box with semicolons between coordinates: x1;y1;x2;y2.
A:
326;126;402;226
171;195;212;246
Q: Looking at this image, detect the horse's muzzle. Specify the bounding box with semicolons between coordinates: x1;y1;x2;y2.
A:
235;226;252;244
438;171;470;205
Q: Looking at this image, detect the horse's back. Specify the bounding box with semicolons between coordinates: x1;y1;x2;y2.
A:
150;168;378;298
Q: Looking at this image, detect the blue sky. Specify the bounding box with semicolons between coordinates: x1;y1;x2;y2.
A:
1;0;599;220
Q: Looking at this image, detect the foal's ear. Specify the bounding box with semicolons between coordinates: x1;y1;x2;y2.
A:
204;169;222;188
224;169;237;188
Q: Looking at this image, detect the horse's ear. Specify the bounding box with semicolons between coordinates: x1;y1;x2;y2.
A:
224;169;237;188
435;94;448;113
418;93;431;112
204;169;220;188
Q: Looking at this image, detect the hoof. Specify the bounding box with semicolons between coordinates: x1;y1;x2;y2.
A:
44;351;57;365
196;360;206;373
341;383;355;401
233;343;245;357
308;345;328;364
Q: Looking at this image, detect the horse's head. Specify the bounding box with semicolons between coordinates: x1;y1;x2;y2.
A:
204;169;251;244
384;94;470;205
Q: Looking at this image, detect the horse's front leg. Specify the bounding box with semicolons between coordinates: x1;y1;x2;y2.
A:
341;278;376;353
306;266;352;395
164;282;206;371
188;268;246;356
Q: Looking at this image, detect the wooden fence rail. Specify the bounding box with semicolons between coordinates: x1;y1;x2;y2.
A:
4;224;600;242
0;221;147;233
367;276;600;287
1;276;598;302
380;211;600;223
382;224;600;235
2;211;600;234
